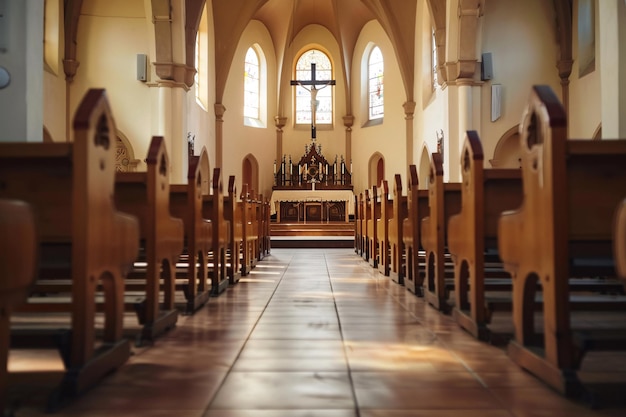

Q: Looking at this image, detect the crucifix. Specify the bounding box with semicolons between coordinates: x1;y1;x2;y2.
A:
290;63;336;140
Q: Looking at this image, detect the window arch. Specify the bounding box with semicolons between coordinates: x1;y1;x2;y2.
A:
294;49;333;126
431;28;439;90
244;47;260;120
368;46;384;120
195;5;209;110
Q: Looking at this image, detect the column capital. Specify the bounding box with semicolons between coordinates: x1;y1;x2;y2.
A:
214;103;226;119
153;62;196;87
274;116;287;130
403;101;416;119
343;115;355;129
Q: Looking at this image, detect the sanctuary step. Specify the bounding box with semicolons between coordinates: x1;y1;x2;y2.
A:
270;222;354;248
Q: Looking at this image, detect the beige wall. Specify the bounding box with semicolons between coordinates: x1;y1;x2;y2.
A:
479;0;561;163
222;19;277;198
351;20;406;195
70;0;152;170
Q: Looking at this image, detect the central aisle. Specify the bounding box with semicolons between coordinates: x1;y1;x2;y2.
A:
24;249;624;416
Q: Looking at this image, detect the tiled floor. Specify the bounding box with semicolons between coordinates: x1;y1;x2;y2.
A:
9;248;626;416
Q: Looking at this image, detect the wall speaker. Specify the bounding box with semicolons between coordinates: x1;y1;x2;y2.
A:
136;54;147;82
481;52;493;81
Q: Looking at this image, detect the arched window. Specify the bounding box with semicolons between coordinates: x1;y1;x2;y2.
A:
195;5;209;109
294;49;333;125
44;0;60;75
432;28;439;90
244;47;260;120
368;46;384;120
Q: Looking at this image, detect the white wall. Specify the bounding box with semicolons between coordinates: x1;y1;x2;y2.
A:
0;0;43;142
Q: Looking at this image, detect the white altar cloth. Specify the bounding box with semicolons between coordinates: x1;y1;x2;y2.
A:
270;189;355;215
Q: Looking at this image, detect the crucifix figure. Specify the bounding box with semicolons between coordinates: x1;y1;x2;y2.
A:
291;63;336;140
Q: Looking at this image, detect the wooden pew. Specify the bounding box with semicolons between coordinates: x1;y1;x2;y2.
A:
202;167;229;296
354;194;361;254
1;89;139;403
260;194;271;259
448;131;523;340
114;136;183;343
376;180;392;276
224;175;242;284
366;185;380;267
421;153;461;312
1;200;37;415
498;85;626;397
170;147;212;313
256;193;269;261
402;165;429;295
359;192;369;259
615;199;626;281
240;184;255;275
389;174;408;284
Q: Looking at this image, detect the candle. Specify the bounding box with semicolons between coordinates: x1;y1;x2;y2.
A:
273;160;276;174
341;162;345;174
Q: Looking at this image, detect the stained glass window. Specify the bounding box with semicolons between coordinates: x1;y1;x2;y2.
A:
294;49;333;125
368;46;384;120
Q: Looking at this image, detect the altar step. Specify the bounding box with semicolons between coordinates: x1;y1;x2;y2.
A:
270;222;355;248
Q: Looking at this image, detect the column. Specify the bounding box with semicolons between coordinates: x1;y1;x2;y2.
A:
343;115;354;183
275;116;287;165
215;103;226;168
157;83;188;183
0;0;43;142
403;101;416;176
599;0;626;138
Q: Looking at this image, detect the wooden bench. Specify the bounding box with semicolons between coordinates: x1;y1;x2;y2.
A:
359;191;370;259
366;185;380;267
170;147;212;313
615;199;626;282
402;165;429;295
389;174;408;284
421;153;461;312
448;131;523;340
240;184;257;275
498;85;626;397
376;180;393;276
259;194;271;259
202;167;229;296
1;89;140;404
354;195;361;254
114;136;183;343
224;176;243;284
1;200;37;415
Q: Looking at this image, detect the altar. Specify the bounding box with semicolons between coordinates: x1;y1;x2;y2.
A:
270;189;354;223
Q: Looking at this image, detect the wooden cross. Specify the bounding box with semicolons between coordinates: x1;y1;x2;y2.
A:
290;63;336;139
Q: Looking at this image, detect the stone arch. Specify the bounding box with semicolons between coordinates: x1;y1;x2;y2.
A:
592;124;602;140
43;126;54;143
115;131;140;172
489;125;521;168
242;153;259;195
368;152;384;189
418;144;431;190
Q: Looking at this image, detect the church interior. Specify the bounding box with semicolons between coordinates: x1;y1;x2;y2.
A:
2;0;626;415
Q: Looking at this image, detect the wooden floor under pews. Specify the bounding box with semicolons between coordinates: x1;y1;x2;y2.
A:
5;248;626;416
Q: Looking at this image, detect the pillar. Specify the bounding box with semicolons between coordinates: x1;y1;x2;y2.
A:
157;83;188;183
0;0;43;142
599;0;626;138
403;101;416;177
275;116;287;164
343;115;354;175
215;103;226;169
